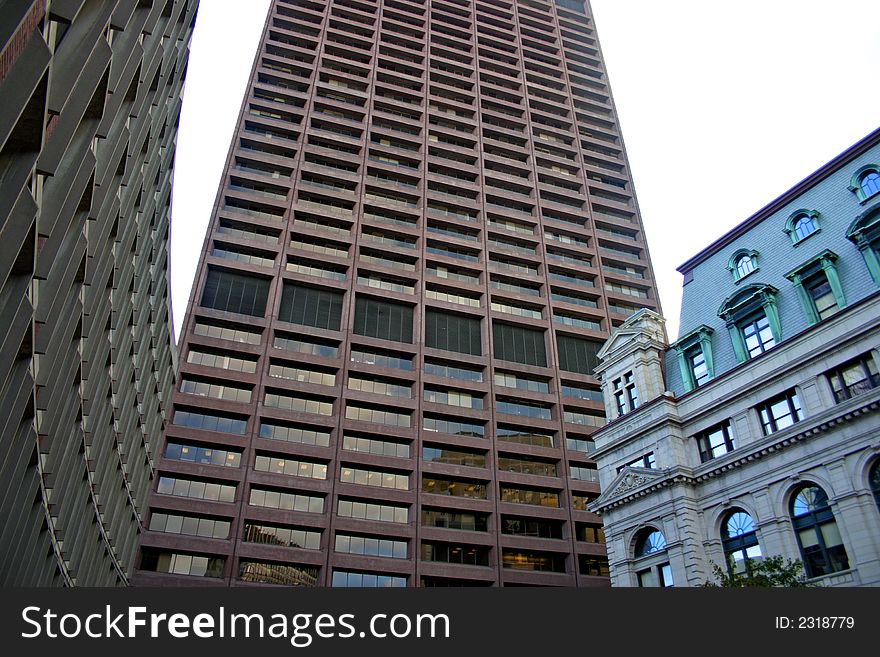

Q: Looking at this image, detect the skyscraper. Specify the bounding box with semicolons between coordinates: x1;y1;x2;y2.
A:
135;0;660;587
0;0;198;585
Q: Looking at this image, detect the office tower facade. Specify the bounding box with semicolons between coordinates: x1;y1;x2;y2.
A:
0;0;198;585
591;129;880;587
135;0;660;587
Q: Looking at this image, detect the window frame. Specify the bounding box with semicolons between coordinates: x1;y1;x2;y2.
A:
784;250;845;325
826;353;880;403
717;284;781;364
790;485;850;578
727;249;759;283
848;164;880;203
695;420;736;463
671;325;715;392
756;388;803;435
783;209;821;245
721;510;762;573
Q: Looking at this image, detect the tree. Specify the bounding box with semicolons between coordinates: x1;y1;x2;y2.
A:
702;555;814;587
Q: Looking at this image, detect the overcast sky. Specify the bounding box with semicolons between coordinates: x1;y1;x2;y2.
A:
169;0;880;342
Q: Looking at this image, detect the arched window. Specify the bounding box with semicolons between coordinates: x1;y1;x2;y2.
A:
790;485;850;578
721;510;762;572
633;528;672;587
727;249;760;282
860;170;880;199
794;215;816;241
870;461;880;512
736;254;755;279
634;529;666;556
849;165;880;202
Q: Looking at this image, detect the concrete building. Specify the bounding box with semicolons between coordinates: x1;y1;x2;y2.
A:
133;0;662;587
591;128;880;587
0;0;198;585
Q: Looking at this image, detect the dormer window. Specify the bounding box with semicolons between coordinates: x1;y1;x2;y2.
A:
849;165;880;203
671;325;715;393
728;249;759;282
717;284;781;364
784;209;821;244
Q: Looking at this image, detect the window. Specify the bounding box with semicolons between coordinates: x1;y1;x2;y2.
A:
869;461;880;512
637;563;673;588
849;165;880;202
826;354;880;402
423;477;488;499
278;283;343;330
422;510;488;532
500;486;560;508
556;334;602;375
340;466;409;490
502;550;566;573
243;523;321;550
336;534;407;560
493;322;546;366
331;571;406;588
164;442;241;468
790;485;850;578
633;528;672;587
421;542;490;566
784;209;820;244
239;561;319;587
721;510;762;572
156;477;236;503
425;310;482;355
696;421;736;462
612;371;638;416
741;312;775;358
845;205;880;287
728;249;759;282
337;498;409;524
785;250;845;324
757;389;802;434
200;269;270;317
617;452;656;472
139;551;225;578
634;529;666;557
353;296;414;343
672;325;714;392
248;488;324;513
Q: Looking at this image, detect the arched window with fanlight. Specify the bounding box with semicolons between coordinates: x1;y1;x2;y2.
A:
790;485;850;578
633;527;673;587
721;510;762;572
870;461;880;513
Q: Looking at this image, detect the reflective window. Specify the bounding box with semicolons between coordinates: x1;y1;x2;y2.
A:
164;442;241;468
757;390;802;434
243;523;321;550
331;570;407;587
248;488;324;513
423;476;487;499
337;498;409;524
696;421;736;462
336;534;407;559
721;510;762;572
790;485;850;578
239;561;318;586
827;354;880;403
156;476;236;503
634;529;667;557
340;466;409;490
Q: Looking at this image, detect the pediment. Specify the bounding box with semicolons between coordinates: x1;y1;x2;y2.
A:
592;466;667;508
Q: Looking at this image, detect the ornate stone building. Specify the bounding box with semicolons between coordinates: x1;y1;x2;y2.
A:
592;128;880;587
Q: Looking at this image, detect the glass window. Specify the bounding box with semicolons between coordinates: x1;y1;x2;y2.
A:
793;214;817;241
696;421;736;462
735;254;756;279
556;334;602;375
278;283;344;330
353;296;414;343
638;563;673;587
860;170;880;199
790;485;850;578
239;561;319;586
688;346;710;387
722;510;762;572
827;354;880;403
804;272;838;320
634;529;666;557
200;268;269;317
331;570;407;588
757;389;802;434
425;310;482;355
493;322;546;367
869;461;880;512
741;312;775;358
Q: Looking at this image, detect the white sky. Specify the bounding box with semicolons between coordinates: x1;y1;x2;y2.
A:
169;0;880;342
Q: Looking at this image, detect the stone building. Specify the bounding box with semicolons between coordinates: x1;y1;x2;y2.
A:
591;128;880;587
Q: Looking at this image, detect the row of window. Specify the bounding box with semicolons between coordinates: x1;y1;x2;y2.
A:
632;465;880;584
693;354;879;463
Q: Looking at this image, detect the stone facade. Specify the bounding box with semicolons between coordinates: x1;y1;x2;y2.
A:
591;129;880;587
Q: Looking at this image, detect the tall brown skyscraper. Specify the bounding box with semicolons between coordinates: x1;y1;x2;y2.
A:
134;0;660;587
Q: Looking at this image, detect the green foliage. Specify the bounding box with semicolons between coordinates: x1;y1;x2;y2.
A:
703;555;814;588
